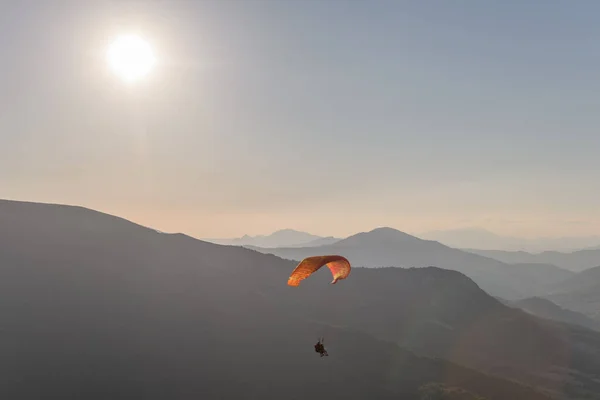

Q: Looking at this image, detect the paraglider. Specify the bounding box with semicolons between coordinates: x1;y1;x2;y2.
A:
287;255;351;287
287;255;351;357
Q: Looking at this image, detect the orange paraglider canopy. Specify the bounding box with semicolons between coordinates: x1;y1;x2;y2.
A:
287;255;351;287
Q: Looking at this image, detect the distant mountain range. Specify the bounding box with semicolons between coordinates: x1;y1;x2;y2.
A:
208;225;600;326
1;198;573;399
207;226;600;255
204;229;341;248
247;227;575;300
466;248;600;272
496;265;600;327
420;228;600;252
7;199;600;398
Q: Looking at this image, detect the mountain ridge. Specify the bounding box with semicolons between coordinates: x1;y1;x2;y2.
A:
540;266;600;321
466;248;600;272
205;229;341;248
0;198;565;399
509;296;600;331
5;199;600;398
422;228;600;252
248;227;574;300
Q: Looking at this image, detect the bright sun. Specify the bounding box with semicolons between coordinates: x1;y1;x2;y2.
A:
107;35;156;83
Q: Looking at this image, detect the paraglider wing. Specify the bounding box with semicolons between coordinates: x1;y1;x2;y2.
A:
287;255;351;287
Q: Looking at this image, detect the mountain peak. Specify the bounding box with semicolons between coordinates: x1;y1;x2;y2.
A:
370;226;418;236
205;229;328;248
336;227;424;246
272;228;303;234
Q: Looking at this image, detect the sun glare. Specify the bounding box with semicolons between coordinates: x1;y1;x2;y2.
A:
107;35;156;83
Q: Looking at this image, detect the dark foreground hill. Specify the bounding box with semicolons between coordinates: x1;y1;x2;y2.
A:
248;228;574;300
0;199;593;399
273;266;600;399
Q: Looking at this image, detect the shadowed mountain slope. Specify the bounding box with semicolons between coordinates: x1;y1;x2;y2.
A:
277;266;600;399
1;199;595;399
542;266;600;321
508;297;600;331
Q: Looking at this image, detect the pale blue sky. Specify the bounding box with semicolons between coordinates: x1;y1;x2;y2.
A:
1;0;599;238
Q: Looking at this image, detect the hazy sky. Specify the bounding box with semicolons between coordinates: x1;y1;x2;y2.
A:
2;0;600;239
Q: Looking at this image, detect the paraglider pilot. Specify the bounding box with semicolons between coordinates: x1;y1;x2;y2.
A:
314;337;328;357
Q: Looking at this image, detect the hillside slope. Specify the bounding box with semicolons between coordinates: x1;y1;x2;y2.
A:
275;265;600;399
543;266;600;321
0;199;592;399
510;297;600;331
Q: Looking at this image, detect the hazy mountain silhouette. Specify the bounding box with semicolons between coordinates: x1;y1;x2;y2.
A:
540;266;600;321
507;297;600;331
0;199;558;400
204;229;340;248
249;227;574;300
3;199;600;399
422;228;600;252
244;236;341;251
466;248;600;272
285;236;341;248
